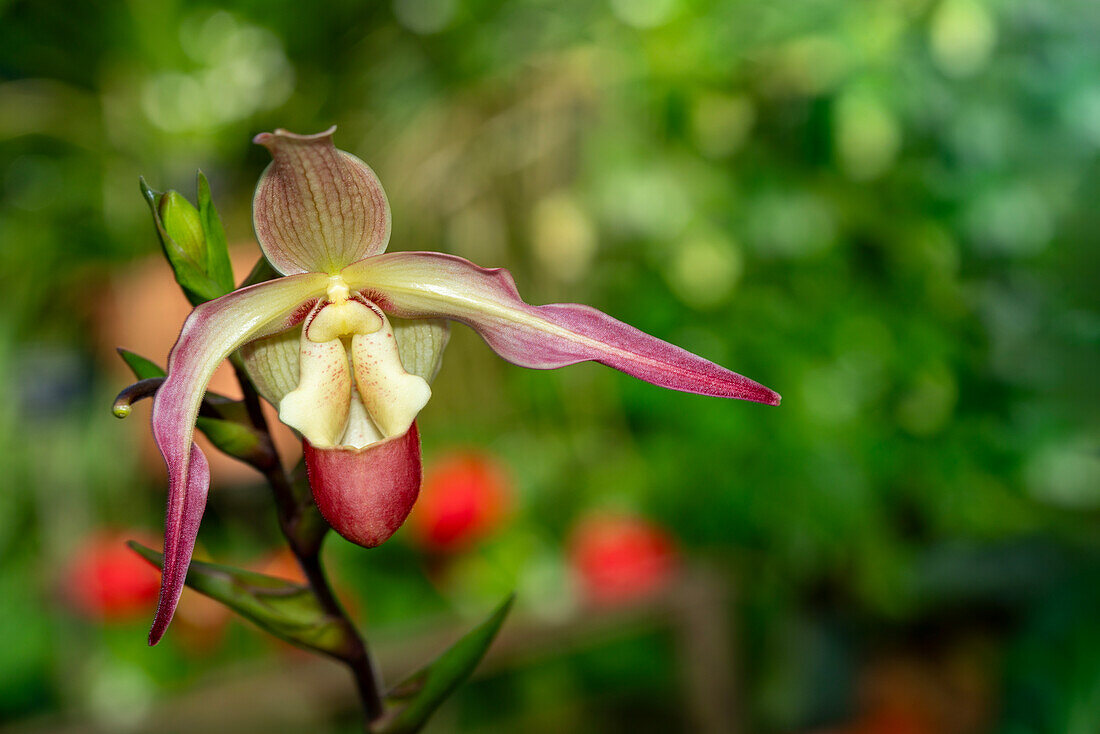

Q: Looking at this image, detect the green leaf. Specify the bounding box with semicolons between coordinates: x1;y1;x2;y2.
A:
117;348;165;380
193;415;269;465
378;594;515;734
128;541;353;656
139;176;231;306
115;349;271;467
196;171;235;294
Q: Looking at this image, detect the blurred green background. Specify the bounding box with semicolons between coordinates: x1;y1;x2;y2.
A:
1;0;1099;732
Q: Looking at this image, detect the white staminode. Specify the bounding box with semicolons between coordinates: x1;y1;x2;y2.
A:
279;297;431;449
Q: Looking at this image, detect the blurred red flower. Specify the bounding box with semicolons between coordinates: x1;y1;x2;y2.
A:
568;513;678;606
65;532;161;620
407;451;513;552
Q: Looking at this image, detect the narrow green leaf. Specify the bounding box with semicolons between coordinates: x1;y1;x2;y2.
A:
379;594;515;734
117;348;166;380
196;171;235;294
129;542;353;656
194;415;269;465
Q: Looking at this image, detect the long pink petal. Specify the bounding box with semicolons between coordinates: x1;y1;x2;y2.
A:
253;127;391;275
149;271;329;643
343;252;780;404
148;443;207;644
304;423;422;548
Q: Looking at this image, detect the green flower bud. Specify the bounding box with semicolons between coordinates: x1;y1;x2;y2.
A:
140;174;234;305
159;190;207;269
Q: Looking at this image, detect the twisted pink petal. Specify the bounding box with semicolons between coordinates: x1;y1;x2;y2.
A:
148;443;208;644
148;272;328;643
343;252;781;404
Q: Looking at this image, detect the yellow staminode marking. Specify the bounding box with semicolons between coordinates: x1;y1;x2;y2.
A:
308;297;383;343
326;276;351;304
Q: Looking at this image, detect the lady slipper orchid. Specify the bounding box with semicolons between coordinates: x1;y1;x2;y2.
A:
148;126;780;644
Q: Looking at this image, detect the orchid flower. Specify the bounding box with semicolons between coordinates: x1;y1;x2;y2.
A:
147;127;780;644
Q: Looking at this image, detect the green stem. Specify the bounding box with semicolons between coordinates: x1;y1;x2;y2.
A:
230;359;386;727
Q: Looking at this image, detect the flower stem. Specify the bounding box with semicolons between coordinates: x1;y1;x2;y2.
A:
230;359;386;727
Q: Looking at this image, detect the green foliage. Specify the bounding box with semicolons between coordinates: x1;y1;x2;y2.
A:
128;542;353;657
116;348;165;381
379;595;514;734
195;173;235;294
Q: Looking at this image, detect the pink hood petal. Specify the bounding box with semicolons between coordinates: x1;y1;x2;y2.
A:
253;127;391;275
149;271;328;643
304;423;422;548
342;252;780;404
